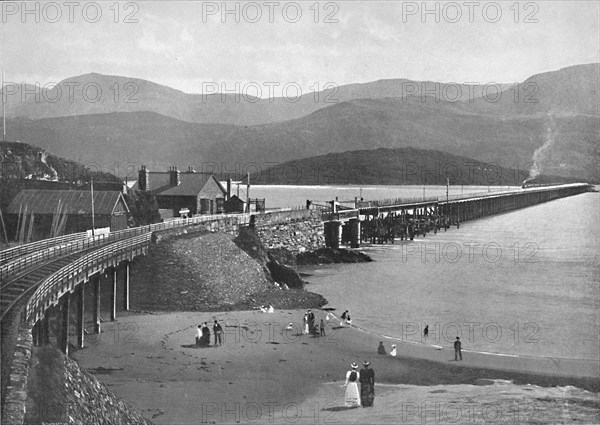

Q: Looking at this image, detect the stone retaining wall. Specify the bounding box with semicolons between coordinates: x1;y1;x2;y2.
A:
1;320;151;425
253;209;325;253
1;322;32;425
152;216;240;243
63;354;152;425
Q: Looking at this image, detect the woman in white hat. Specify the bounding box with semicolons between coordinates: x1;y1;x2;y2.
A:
343;362;361;407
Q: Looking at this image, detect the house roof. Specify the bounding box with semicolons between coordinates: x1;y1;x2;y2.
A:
137;171;226;197
6;190;129;215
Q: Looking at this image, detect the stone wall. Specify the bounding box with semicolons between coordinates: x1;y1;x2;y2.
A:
152;216;240;244
252;209;325;253
2;320;152;425
1;324;32;425
63;354;152;425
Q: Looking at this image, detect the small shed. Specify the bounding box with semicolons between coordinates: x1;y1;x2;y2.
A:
224;194;246;213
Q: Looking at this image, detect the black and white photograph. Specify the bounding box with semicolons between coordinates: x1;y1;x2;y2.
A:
1;1;598;424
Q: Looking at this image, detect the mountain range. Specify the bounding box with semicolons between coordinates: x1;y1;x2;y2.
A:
2;63;598;182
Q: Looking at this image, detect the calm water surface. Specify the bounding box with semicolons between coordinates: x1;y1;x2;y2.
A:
265;186;598;361
249;184;519;209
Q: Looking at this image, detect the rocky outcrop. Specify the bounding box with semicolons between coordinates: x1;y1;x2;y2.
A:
297;247;373;265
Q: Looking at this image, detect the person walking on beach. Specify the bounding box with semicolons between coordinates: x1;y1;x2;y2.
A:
195;325;202;348
343;363;361;407
377;341;386;355
424;325;429;341
359;361;375;407
213;320;223;346
307;309;315;334
303;313;309;334
202;322;211;347
320;318;326;336
454;337;462;361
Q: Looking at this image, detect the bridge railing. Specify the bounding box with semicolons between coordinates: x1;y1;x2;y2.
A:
0;212;252;283
357;196;440;208
25;233;152;324
322;210;360;221
0;232;88;264
0;233;114;283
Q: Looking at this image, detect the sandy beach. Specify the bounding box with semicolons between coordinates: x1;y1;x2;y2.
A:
72;309;599;424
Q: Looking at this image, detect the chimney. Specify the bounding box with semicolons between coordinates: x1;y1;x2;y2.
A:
187;166;196;173
227;178;232;201
138;165;150;191
169;166;181;186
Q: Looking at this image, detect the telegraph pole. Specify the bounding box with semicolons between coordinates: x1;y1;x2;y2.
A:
1;67;5;142
91;177;96;235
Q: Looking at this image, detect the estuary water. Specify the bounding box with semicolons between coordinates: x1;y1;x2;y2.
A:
248;184;519;209
257;185;599;362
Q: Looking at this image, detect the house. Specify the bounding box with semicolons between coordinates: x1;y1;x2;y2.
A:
136;166;227;219
6;189;130;239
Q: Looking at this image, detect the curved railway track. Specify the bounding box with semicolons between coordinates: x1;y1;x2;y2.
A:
0;242;128;406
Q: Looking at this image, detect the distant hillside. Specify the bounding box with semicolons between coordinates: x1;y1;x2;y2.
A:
463;63;600;117
5;73;497;125
3;96;597;182
2;64;597;183
6;65;597;126
251;147;578;186
0;140;120;183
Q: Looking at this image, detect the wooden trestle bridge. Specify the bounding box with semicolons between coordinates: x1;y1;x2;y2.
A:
321;183;594;248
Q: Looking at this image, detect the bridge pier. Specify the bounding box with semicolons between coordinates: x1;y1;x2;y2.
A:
123;261;130;312
92;275;101;334
324;221;342;249
59;292;71;355
77;283;85;349
348;218;360;248
32;320;40;346
42;312;50;345
111;268;117;321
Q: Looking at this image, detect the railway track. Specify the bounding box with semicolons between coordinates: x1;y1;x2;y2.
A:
0;241;133;405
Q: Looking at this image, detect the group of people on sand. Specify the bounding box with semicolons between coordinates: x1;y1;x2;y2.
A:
195;320;224;348
260;305;274;313
377;341;397;356
343;361;375;408
302;309;326;336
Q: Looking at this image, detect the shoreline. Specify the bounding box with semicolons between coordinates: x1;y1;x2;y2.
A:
325;312;598;379
72;309;598;424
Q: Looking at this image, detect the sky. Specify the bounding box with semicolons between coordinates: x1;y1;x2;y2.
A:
2;1;599;95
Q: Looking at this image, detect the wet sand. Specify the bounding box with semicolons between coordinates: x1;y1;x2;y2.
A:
72;309;599;424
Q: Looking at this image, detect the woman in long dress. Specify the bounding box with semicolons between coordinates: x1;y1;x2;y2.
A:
344;363;361;407
359;361;375;407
